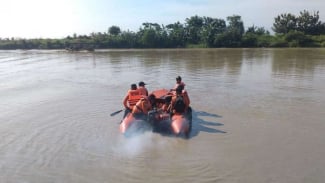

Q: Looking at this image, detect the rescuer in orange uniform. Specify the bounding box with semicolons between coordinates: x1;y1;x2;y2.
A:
138;81;148;96
170;85;190;114
122;84;142;117
132;94;156;119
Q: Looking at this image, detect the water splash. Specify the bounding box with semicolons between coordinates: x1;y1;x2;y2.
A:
115;132;156;157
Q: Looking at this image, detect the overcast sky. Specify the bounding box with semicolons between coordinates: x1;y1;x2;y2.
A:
0;0;324;38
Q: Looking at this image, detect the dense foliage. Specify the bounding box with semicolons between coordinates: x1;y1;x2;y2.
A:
1;10;324;50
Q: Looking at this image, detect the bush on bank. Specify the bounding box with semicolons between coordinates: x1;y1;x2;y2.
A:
0;11;324;49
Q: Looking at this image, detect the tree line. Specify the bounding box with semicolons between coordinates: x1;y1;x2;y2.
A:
0;10;324;50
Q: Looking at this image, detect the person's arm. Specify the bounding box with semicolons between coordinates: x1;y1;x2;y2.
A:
142;100;149;115
123;94;129;109
166;103;171;112
169;97;175;113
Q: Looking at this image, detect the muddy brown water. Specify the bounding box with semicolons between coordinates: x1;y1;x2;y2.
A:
1;48;325;183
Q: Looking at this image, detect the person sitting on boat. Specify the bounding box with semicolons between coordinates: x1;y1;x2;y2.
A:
162;95;172;112
131;94;156;120
138;81;148;96
122;84;141;117
170;85;190;114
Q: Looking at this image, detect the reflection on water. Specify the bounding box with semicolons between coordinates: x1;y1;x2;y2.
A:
1;49;325;183
272;48;325;76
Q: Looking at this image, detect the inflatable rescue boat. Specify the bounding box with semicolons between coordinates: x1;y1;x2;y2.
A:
119;88;192;137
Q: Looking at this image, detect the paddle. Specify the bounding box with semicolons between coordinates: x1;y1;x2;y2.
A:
110;109;123;116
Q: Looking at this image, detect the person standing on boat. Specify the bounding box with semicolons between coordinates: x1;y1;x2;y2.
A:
138;81;148;96
174;76;185;90
131;94;156;120
170;76;186;93
123;84;141;117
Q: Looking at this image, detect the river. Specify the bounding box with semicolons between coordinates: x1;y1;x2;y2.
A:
1;48;325;183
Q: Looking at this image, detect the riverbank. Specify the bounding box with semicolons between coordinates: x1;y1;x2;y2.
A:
1;33;324;50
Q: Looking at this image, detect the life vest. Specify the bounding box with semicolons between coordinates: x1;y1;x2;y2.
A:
132;97;151;115
127;89;142;107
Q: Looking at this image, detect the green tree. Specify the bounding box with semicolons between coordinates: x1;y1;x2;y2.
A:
201;17;226;47
138;22;163;48
166;22;186;47
227;15;244;35
246;25;269;35
285;30;313;47
296;10;322;35
242;33;258;47
185;15;204;44
141;29;158;48
120;31;137;48
243;25;270;47
108;26;121;35
215;15;244;47
273;13;297;34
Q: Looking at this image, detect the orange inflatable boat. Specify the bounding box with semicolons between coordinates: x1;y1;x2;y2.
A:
119;110;150;135
119;88;192;137
119;112;135;134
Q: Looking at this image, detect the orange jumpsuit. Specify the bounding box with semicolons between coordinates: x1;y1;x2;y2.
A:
123;89;142;110
132;97;152;115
